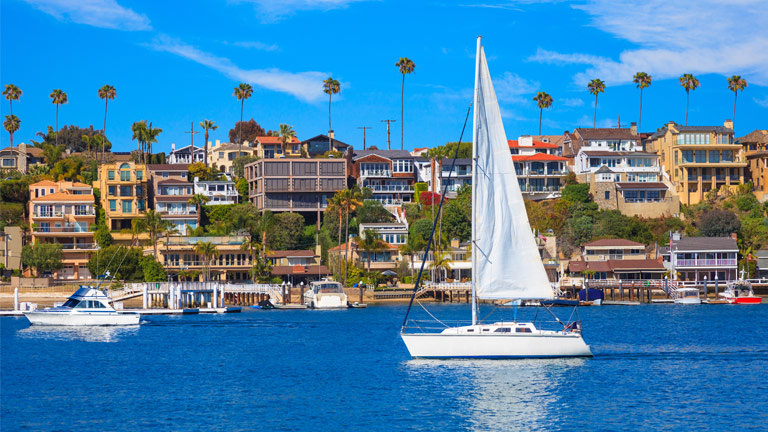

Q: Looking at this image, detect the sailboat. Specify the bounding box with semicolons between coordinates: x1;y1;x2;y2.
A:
400;38;592;359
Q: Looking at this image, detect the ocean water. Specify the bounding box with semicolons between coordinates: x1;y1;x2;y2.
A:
2;303;767;431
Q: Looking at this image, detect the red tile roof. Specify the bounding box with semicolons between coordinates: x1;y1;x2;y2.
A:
31;191;95;202
608;259;665;271
270;265;330;276
508;140;559;149
268;250;317;258
257;136;301;145
511;153;568;162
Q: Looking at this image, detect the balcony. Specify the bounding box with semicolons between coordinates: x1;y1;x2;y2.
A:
58;243;98;250
675;258;737;267
34;226;91;234
520;185;561;192
623;197;669;203
159;209;197;216
361;169;392;178
35;211;64;218
366;185;414;192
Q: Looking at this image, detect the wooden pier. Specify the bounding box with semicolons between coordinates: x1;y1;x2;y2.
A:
111;282;288;309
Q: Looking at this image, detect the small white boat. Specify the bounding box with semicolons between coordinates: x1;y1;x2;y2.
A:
674;287;702;304
719;281;762;304
24;286;141;326
303;281;348;309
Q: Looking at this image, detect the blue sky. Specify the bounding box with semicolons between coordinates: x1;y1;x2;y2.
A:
2;0;767;153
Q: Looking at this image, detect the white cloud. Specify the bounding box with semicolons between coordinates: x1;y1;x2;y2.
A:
23;0;151;31
146;35;328;102
231;41;280;52
755;96;768;108
560;98;584;107
528;0;768;86
232;0;367;22
494;72;539;103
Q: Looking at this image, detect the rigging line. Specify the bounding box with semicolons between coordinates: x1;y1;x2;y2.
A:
401;102;473;330
479;304;499;324
105;246;131;292
415;299;450;328
96;245;123;290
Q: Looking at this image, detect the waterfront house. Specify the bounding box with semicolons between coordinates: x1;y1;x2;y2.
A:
245;157;347;214
193;176;238;205
0;143;44;173
207;140;257;175
582;239;646;261
28;180;97;279
302;133;350;156
155;179;196;235
168;143;205;164
154;235;253;282
359;223;409;246
98;161;148;243
739;129;768;201
665;233;739;282
349;149;416;207
329;239;403;273
509;136;569;200
645;120;745;205
567;259;666;281
562;124;643;167
255;135;304;159
266;248;331;284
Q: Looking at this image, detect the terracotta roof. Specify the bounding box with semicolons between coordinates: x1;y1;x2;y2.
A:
508;140;559;149
148;164;190;171
31;180;58;186
268;250;317;258
69;182;91;188
26;147;44;157
511;153;568;162
568;260;612;273
329;240;398;252
257;136;300;145
584;239;645;247
270;265;330;276
616;182;668;190
528;135;566;147
672;237;738;251
575;128;640;140
31;191;95;202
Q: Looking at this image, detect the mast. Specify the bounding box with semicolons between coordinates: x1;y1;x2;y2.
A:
471;36;481;326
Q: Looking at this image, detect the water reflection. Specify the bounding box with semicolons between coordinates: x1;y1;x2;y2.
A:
17;325;140;342
404;358;585;431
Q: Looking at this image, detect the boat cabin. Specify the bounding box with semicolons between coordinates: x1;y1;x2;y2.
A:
310;281;344;295
58;287;114;310
677;288;701;299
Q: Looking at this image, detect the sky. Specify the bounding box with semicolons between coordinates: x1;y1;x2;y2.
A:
1;0;767;154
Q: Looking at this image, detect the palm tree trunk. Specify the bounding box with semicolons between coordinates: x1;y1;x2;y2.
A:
593;95;597;128
539;108;543;135
401;74;405;150
103;100;108;162
328;94;332;152
344;204;350;287
239;99;244;155
55;104;59;146
204;130;209;168
685;90;689;126
733;92;737;126
638;88;643;132
337;207;343;278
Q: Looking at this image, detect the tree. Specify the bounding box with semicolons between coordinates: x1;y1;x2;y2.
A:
142;255;166;282
138;210;165;260
233;83;254;154
195;240;220;282
633;72;652;132
3;115;20;147
22;243;63;276
232;155;258;178
356;199;394;224
94;225;112;247
42;143;65;166
87;246;144;282
562;183;591;203
3;84;21;147
228;119;265;144
327;191;345;276
400;232;425;282
241;236;260;281
279;123;297;156
727;75;748;127
36;125;110;153
587;79;605;128
679;73;700;126
236;178;249;203
188;194;210;228
698;209;740;237
396;57;416;150
267;212;305;250
322;77;341;151
341;187;363;287
98;84;116;162
49;89;68;146
188;161;220;182
358;229;387;272
430;251;453;282
442;196;471;242
533;91;553;135
199;119;218;168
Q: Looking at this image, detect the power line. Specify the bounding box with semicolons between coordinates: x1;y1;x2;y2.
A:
380;120;396;150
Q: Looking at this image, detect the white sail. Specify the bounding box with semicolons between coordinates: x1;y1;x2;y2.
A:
472;40;554;300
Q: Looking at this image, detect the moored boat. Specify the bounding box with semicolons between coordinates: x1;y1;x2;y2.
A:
674;287;702;304
303;281;348;309
720;281;762;304
24;286;141;326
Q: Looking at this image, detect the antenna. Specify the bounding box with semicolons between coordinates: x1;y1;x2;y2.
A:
381;120;396;150
185;122;199;148
357;126;372;150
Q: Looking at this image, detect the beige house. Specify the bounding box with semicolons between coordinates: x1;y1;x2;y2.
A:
0;226;22;273
207;140;257;175
740;130;768;201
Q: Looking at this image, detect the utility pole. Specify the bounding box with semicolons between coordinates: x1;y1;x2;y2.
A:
381;120;396;150
357;126;372;150
184;122;199;148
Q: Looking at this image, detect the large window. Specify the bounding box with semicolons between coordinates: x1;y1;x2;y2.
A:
682;150;694;163
119;186;132;196
709;151;720;163
120;170;131;181
695;151;706;163
679;133;711;145
107;170;115;181
109;200;117;211
122;200;132;213
393;159;413;173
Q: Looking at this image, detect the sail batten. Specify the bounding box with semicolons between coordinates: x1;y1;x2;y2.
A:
472;43;554;300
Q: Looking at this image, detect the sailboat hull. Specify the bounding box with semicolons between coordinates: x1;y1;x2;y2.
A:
401;332;593;359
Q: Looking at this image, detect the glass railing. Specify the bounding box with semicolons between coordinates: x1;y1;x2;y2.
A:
361;170;392;177
366;185;414;192
34;226;90;233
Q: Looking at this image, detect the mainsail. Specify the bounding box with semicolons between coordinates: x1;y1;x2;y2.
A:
472;38;554;300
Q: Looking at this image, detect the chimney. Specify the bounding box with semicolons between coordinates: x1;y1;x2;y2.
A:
171;143;175;151
731;232;738;240
724;119;734;130
519;135;533;147
329;130;335;140
216;139;221;146
672;231;681;241
630;122;637;136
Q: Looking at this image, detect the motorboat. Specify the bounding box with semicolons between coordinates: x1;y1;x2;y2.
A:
400;37;592;359
720;281;762;304
303;281;348;309
674;287;702;304
24;286;141;326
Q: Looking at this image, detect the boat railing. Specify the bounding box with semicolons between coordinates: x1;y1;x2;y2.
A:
402;318;575;333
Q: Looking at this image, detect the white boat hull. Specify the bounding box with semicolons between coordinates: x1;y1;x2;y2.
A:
305;293;348;309
24;311;141;326
401;332;593;359
674;298;702;305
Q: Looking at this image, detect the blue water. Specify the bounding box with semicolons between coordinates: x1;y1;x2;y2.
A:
2;304;767;431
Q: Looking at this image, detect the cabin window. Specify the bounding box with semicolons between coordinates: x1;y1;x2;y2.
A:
62;299;80;308
483;329;490;332
516;327;532;333
466;329;474;332
494;327;511;333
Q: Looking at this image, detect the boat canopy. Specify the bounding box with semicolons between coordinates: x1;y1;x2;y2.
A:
310;282;344;295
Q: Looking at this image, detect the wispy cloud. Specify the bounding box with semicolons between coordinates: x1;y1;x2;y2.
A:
23;0;151;31
560;97;584;107
494;72;539;103
528;0;768;86
754;95;768;108
146;35;328;102
229;41;280;52
232;0;367;22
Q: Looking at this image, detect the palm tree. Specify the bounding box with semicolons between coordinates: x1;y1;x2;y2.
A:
395;57;416;150
144;122;163;164
195;240;220;283
358;229;387;272
131;120;162;164
322;77;341;152
633;72;652;132
278;123;297;156
241;236;260;281
430;251;453;282
532;91;553;135
727;75;748;127
679;73;700;126
141;210;165;260
327;191;345;278
49;89;68;146
3;84;22;147
188;194;210;228
130;218;146;247
256;210;275;256
199;119;218;167
98;84;116;162
3;115;20;147
587;79;605;128
401;233;426;282
233;83;253;154
163;221;180;263
341;187;363;287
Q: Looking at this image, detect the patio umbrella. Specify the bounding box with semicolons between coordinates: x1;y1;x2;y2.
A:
382;270;398;276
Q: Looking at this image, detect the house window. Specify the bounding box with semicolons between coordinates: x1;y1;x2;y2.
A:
136;170;143;180
605;191;610;200
120;186;132;196
695;151;706;163
138;200;145;211
108;186;116;196
108;170;115;180
122;200;132;213
120;170;131;181
109;200;117;212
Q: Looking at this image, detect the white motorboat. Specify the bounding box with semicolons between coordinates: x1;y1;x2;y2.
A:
400;37;592;359
303;281;348;309
719;280;762;304
24;286;141;326
674;287;702;304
